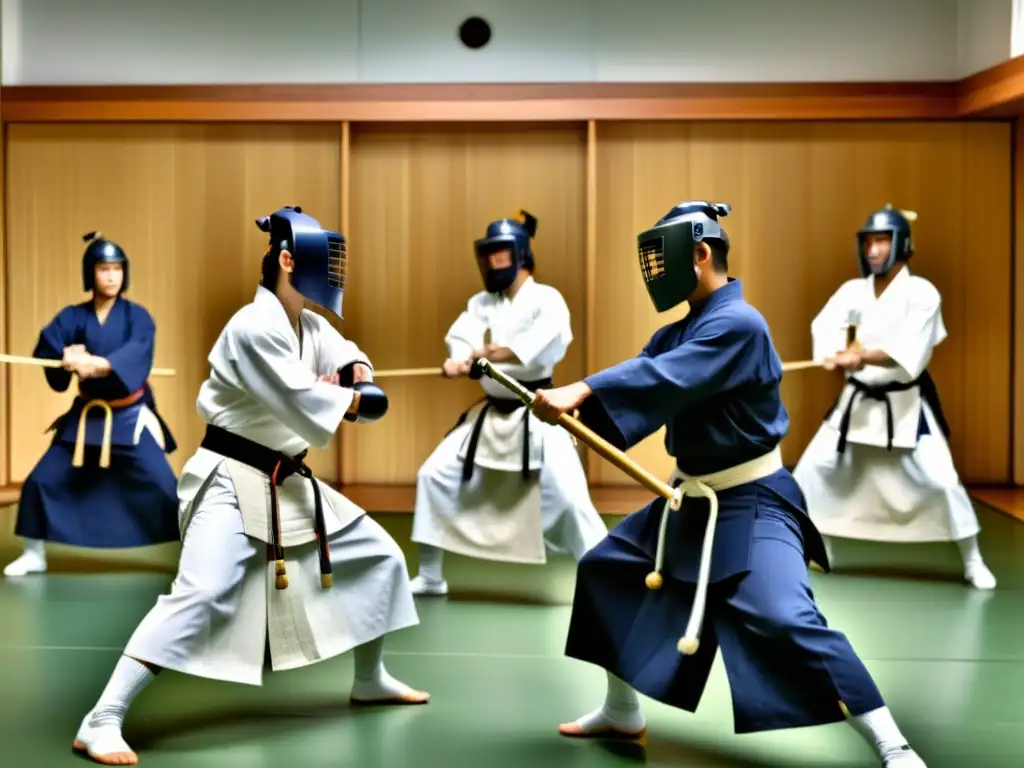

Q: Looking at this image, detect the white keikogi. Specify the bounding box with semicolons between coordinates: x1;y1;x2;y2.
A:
793;205;995;589
410;213;606;595
73;207;427;766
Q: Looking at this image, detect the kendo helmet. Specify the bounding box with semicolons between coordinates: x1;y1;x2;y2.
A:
256;206;347;318
636;201;731;313
474;210;538;293
81;232;129;293
856;204;916;277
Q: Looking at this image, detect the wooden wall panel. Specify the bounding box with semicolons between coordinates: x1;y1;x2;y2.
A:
1;119;1012;493
0;117;7;486
593;121;1012;486
5;123;341;481
1016;118;1024;485
344;123;588;484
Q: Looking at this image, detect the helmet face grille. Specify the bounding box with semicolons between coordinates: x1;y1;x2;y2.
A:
638;238;665;283
327;236;346;290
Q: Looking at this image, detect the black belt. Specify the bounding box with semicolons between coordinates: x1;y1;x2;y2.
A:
832;371;949;454
448;376;553;483
201;425;332;590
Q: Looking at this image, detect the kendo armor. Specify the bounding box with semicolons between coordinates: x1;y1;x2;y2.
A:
256;206;347;318
856;204;915;277
636;201;731;312
474;210;538;293
81;232;129;293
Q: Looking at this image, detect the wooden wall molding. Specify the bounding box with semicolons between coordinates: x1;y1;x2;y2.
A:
959;56;1024;117
4;55;1024;122
0;81;964;122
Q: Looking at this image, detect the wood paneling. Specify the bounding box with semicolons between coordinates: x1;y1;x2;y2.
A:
343;123;588;484
0;113;6;485
592;121;1012;485
969;486;1024;524
4;123;341;480
959;56;1024;117
1016;119;1024;485
0;82;961;123
0;119;1013;494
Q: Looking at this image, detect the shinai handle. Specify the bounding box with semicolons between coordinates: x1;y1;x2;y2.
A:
0;353;176;377
371;367;442;378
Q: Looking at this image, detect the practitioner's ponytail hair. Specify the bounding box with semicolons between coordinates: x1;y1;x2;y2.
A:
256;214;292;290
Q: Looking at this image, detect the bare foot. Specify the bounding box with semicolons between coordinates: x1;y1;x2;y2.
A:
72;728;139;765
351;688;430;706
557;721;646;740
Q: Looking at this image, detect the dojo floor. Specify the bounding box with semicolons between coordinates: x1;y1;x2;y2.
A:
1;503;1022;768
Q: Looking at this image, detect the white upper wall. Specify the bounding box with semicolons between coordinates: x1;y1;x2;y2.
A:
960;0;1013;77
0;0;1014;86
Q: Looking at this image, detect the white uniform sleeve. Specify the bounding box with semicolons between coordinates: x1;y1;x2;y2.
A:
811;283;856;362
309;313;373;377
231;323;354;449
445;295;488;360
505;289;572;368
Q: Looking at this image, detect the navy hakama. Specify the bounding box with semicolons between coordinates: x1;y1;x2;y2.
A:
13;299;180;548
565;279;888;734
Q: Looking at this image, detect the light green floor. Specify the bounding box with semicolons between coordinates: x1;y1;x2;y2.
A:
0;504;1022;767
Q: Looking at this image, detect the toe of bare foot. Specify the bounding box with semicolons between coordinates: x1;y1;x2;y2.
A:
351;689;431;706
557;722;645;740
95;752;139;766
71;739;139;765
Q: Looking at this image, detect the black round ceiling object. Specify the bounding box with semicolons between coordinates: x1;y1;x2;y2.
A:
459;17;492;49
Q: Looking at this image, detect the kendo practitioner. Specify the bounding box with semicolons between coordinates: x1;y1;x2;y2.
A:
3;233;178;577
409;211;606;595
792;205;994;589
73;207;427;765
530;202;927;767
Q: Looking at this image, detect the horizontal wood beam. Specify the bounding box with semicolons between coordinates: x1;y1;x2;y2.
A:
0;81;963;122
959;56;1024;117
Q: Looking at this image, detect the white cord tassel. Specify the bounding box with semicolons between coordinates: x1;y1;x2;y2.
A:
644;479;719;656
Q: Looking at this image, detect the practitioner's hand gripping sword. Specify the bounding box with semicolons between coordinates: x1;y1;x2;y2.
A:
470;358;715;657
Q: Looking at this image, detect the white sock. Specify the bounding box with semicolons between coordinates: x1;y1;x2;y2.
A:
350;638;415;700
847;706;914;761
956;535;983;567
956;536;996;588
417;544;444;583
87;656;155;730
569;673;645;733
23;538;45;556
3;538;47;576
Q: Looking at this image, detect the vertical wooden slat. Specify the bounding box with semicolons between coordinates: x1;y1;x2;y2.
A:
585;119;598;479
340;120;353;486
1011;117;1019;483
0;116;7;486
1;53;7;486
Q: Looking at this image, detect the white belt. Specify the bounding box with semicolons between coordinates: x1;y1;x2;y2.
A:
649;445;783;656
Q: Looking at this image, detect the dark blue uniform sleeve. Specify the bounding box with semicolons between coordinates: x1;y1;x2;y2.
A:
33;306;81;393
104;304;156;395
580;315;765;451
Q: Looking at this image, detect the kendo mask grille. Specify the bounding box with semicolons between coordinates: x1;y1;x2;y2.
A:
327;235;346;289
638;238;666;283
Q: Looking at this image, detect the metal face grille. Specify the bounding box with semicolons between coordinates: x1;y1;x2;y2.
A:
638;238;665;283
327;236;347;289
